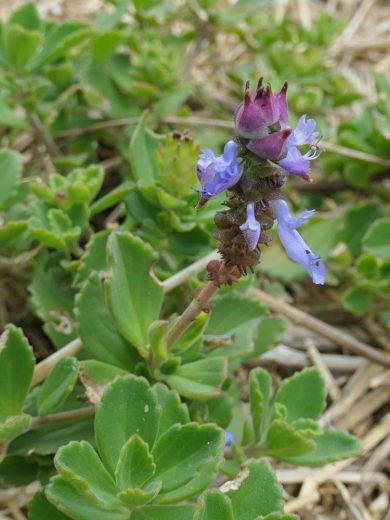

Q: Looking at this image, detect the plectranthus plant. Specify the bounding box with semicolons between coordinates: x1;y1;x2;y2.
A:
196;78;325;283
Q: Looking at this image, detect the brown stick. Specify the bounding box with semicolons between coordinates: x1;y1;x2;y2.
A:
247;288;390;367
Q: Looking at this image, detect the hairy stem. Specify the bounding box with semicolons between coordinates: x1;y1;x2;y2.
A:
166;263;233;349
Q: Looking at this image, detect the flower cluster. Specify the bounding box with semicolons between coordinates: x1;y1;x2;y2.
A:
195;77;325;284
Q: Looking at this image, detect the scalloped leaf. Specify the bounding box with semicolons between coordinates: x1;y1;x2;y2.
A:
105;232;163;354
264;419;316;459
54;441;119;508
151;383;189;437
115;435;156;492
164;357;227;400
274;368;326;423
226;460;283;519
195;490;234;520
281;428;362;467
150;423;223;503
46;476;128;520
95;376;160;476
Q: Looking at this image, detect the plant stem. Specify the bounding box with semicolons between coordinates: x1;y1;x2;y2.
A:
166;263;232;349
30;406;95;429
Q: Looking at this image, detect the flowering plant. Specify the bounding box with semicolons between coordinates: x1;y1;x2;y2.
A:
197;78;324;284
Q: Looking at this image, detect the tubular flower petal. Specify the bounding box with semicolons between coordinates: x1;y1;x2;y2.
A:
287;115;320;147
235;79;289;139
277;146;319;181
247;128;292;161
240;202;261;250
272;199;325;285
196;140;243;207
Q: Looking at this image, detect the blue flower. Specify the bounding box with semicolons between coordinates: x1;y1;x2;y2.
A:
224;431;236;446
278;115;320;181
196;140;243;208
240;202;261;250
272;199;325;285
287;115;320;147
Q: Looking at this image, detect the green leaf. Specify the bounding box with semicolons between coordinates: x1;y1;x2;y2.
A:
79;360;126;404
128;111;164;190
37;357;79;416
90;181;135;215
92;30;124;63
3;24;43;68
363;218;390;258
29;262;77;348
164;357;227;400
9;418;94;456
151;383;189;437
105;232;163;353
0;455;38;486
172;313;209;355
341;202;383;256
8;3;41;31
0;325;34;417
254;318;288;356
148;320;168;362
342;286;372;316
0;96;26;129
206;293;266;359
0;221;28;250
150;423;223;503
46;476;128;520
0;415;31;444
249;368;272;442
195;490;234;520
0;150;22;210
274;368;326;423
281;428;362;466
95;376;160;476
118;485;160;506
265;419;316;458
55;441;120;508
130;505;196;520
30;23;91;68
115;435;156;493
76;273;140;370
29;490;69;520
226;460;283;519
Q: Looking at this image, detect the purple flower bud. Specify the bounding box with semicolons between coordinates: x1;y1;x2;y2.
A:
240;202;261;250
247;128;292;161
272;199;325;285
278;146;319;181
224;431;236;446
196;140;243;208
287;115;320;147
235;79;289;139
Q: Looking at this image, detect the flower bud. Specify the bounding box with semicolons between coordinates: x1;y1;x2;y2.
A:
234;78;288;139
